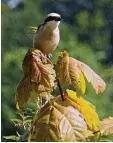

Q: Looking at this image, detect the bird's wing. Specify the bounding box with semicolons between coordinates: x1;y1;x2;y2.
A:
78;61;106;94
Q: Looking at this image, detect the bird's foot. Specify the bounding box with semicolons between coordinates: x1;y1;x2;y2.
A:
46;54;54;65
47;54;52;59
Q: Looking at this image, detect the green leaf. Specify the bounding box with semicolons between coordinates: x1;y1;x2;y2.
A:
11;118;22;123
24;119;32;124
3;135;20;141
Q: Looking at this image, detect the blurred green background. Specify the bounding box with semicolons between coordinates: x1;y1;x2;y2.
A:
1;0;113;141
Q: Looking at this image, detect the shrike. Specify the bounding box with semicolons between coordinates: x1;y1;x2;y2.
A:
33;13;61;55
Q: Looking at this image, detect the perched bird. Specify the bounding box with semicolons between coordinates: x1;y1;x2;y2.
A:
56;51;106;97
33;13;61;55
15;13;61;109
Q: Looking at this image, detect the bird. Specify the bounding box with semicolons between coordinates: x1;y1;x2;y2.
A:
15;13;61;109
33;13;61;55
56;51;106;97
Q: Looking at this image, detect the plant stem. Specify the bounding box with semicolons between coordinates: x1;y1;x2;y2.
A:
56;79;65;101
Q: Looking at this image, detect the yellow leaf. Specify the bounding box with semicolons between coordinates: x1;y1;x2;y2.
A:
56;51;106;97
29;90;100;141
29;96;88;142
66;89;100;131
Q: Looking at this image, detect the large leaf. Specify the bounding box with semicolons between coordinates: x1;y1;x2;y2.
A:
30;98;87;141
15;48;56;109
56;51;106;96
29;90;100;141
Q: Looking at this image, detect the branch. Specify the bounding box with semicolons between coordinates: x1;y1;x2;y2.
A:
56;78;65;101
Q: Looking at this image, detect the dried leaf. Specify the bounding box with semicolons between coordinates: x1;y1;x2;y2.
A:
56;51;87;97
56;51;106;96
15;48;56;109
78;61;106;94
100;117;113;135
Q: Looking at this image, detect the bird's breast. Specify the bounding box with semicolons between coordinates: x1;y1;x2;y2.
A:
34;28;60;54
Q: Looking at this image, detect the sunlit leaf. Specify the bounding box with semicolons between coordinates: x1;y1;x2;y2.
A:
3;135;19;141
11;118;22;123
100;117;113;135
56;51;106;97
29;90;100;141
15;48;56;109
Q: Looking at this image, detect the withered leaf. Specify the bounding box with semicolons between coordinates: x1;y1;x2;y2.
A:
100;117;113;135
15;48;56;109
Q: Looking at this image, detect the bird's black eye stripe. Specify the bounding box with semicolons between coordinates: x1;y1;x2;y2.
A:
44;16;61;23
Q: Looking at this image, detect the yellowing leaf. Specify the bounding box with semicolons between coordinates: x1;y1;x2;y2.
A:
29;96;88;142
100;117;113;135
29;90;100;141
56;51;106;97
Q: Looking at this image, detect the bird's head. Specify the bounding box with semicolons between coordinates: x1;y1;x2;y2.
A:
44;13;61;30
